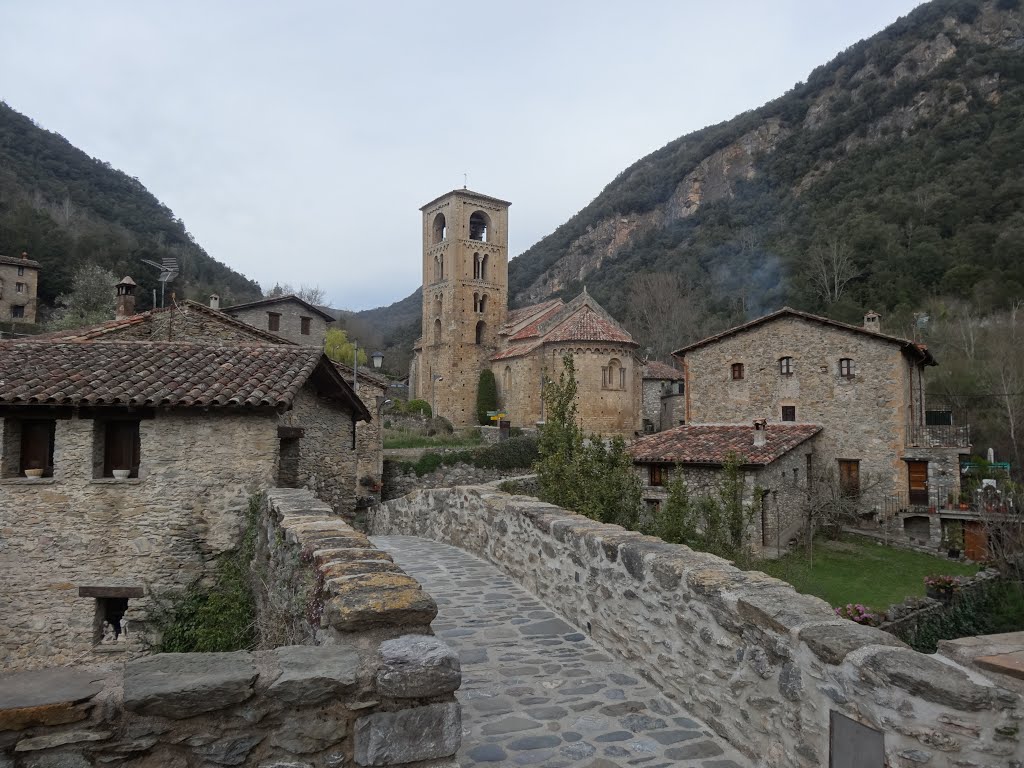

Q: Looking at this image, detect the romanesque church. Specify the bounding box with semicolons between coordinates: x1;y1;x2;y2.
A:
410;188;641;436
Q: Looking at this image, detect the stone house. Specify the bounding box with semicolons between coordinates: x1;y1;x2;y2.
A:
410;188;641;435
641;360;686;433
222;294;335;346
0;341;369;670
631;422;821;550
673;308;971;523
0;252;40;325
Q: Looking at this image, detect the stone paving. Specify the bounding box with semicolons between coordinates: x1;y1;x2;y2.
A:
372;536;750;768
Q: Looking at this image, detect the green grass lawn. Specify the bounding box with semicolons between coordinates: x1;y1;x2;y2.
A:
382;431;484;450
755;536;980;613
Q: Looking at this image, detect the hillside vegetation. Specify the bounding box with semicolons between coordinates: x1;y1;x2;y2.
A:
0;102;261;317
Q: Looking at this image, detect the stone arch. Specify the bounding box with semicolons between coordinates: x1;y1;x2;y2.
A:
433;318;442;344
432;213;446;244
469;211;490;243
502;365;512;397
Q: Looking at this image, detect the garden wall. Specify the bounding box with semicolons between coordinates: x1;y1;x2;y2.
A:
382;459;512;500
370;486;1021;768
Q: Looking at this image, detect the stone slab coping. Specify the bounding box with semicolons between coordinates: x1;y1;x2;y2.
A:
975;650;1024;681
0;478;56;485
0;667;107;711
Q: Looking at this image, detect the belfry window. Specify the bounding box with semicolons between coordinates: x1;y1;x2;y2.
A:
433;318;442;344
469;211;490;243
474;252;488;280
475;321;486;345
432;213;446;244
473;293;487;314
435;254;445;282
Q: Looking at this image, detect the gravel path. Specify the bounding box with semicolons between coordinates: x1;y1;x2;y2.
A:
372;535;749;768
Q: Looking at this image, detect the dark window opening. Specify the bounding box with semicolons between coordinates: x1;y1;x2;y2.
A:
300;317;311;336
17;266;24;276
20;420;55;477
278;437;300;487
731;363;744;380
925;410;953;426
94;597;129;645
11;305;24;319
475;320;486;345
649;464;666;487
469;211;490;242
433;318;442;344
268;312;281;332
839;459;860;498
676;381;684;395
781;406;796;422
15;282;24;293
779;356;793;375
96;420;141;478
432;212;447;244
839;358;854;378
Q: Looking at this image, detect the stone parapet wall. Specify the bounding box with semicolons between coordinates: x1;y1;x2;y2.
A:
370;486;1021;767
257;488;439;647
382;459;515;501
0;643;461;768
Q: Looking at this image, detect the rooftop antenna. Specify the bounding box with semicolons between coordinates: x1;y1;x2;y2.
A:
140;256;179;308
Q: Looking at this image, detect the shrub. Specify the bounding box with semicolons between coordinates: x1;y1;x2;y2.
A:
925;574;962;594
425;416;453;435
405;399;432;418
835;603;882;626
476;370;498;425
474;435;539;470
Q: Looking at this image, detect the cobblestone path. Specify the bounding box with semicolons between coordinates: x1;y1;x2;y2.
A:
372;536;749;768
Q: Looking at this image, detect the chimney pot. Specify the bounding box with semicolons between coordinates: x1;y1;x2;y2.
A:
753;419;767;447
864;311;881;333
209;293;220;310
20;252;27;260
115;276;137;320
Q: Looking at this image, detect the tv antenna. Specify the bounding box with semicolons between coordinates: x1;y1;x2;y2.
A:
140;256;179;308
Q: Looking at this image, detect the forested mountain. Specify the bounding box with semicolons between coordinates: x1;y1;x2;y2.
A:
0;102;261;317
359;0;1024;369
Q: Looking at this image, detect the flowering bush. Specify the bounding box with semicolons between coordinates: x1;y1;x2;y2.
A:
924;574;962;593
834;603;882;626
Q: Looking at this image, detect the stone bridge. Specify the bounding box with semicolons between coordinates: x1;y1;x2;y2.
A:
369;486;1022;768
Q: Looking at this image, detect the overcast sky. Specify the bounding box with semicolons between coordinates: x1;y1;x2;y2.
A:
0;1;923;311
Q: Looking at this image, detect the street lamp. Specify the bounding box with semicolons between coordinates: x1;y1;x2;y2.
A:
371;351;384;370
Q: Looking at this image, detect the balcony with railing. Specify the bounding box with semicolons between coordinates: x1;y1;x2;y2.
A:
905;423;971;448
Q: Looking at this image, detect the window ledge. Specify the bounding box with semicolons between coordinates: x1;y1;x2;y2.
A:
0;477;56;485
90;478;143;485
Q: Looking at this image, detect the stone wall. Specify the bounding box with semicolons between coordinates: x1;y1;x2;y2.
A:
0;409;278;671
382;459;514;501
370;486;1021;767
0;643;460;768
0;258;39;324
226;299;331;346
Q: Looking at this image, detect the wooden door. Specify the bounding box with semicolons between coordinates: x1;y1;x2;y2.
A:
964;521;988;561
839;460;860;498
907;461;929;506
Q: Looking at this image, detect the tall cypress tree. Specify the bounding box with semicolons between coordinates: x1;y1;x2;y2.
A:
476;370;498;426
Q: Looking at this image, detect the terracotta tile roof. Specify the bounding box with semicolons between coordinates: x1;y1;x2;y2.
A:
630;423;821;466
37;300;294;345
543;305;635;344
508;303;564;341
503;300;563;334
491;340;543;361
673;307;935;365
222;294;336;322
643;361;685;380
0;254;41;268
0;341;370;419
420;188;511;211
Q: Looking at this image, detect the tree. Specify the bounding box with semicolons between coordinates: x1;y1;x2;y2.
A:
324;328;367;367
265;282;328;306
656;470;698;545
808;237;858;305
476;370;498;426
48;263;119;329
535;355;585;511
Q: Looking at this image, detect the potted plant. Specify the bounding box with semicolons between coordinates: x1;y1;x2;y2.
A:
834;603;882;626
924;574;960;603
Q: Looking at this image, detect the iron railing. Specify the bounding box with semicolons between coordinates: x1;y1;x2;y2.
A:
882;485;964;517
905;423;971;448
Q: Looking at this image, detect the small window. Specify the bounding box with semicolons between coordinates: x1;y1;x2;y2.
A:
2;419;56;478
781;406;796;422
649;464;666;487
96;420;141;478
779;356;793;375
433;318;442;344
839;358;854;378
475;320;486;345
731;363;744;380
839;459;860;498
11;305;24;319
17;266;24;276
676;381;684;395
300;317;311;336
268;312;281;332
604;358;623;390
95;597;129;646
15;282;24;293
436;253;445;281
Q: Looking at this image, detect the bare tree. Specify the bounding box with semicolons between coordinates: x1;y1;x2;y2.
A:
624;272;707;359
808;237;857;305
264;282;329;306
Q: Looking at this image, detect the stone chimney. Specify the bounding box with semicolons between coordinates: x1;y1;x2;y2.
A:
863;311;881;333
115;276;137;320
209;293;220;310
20;252;28;260
753;419;767;448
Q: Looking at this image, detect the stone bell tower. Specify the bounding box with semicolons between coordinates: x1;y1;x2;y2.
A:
416;188;510;427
